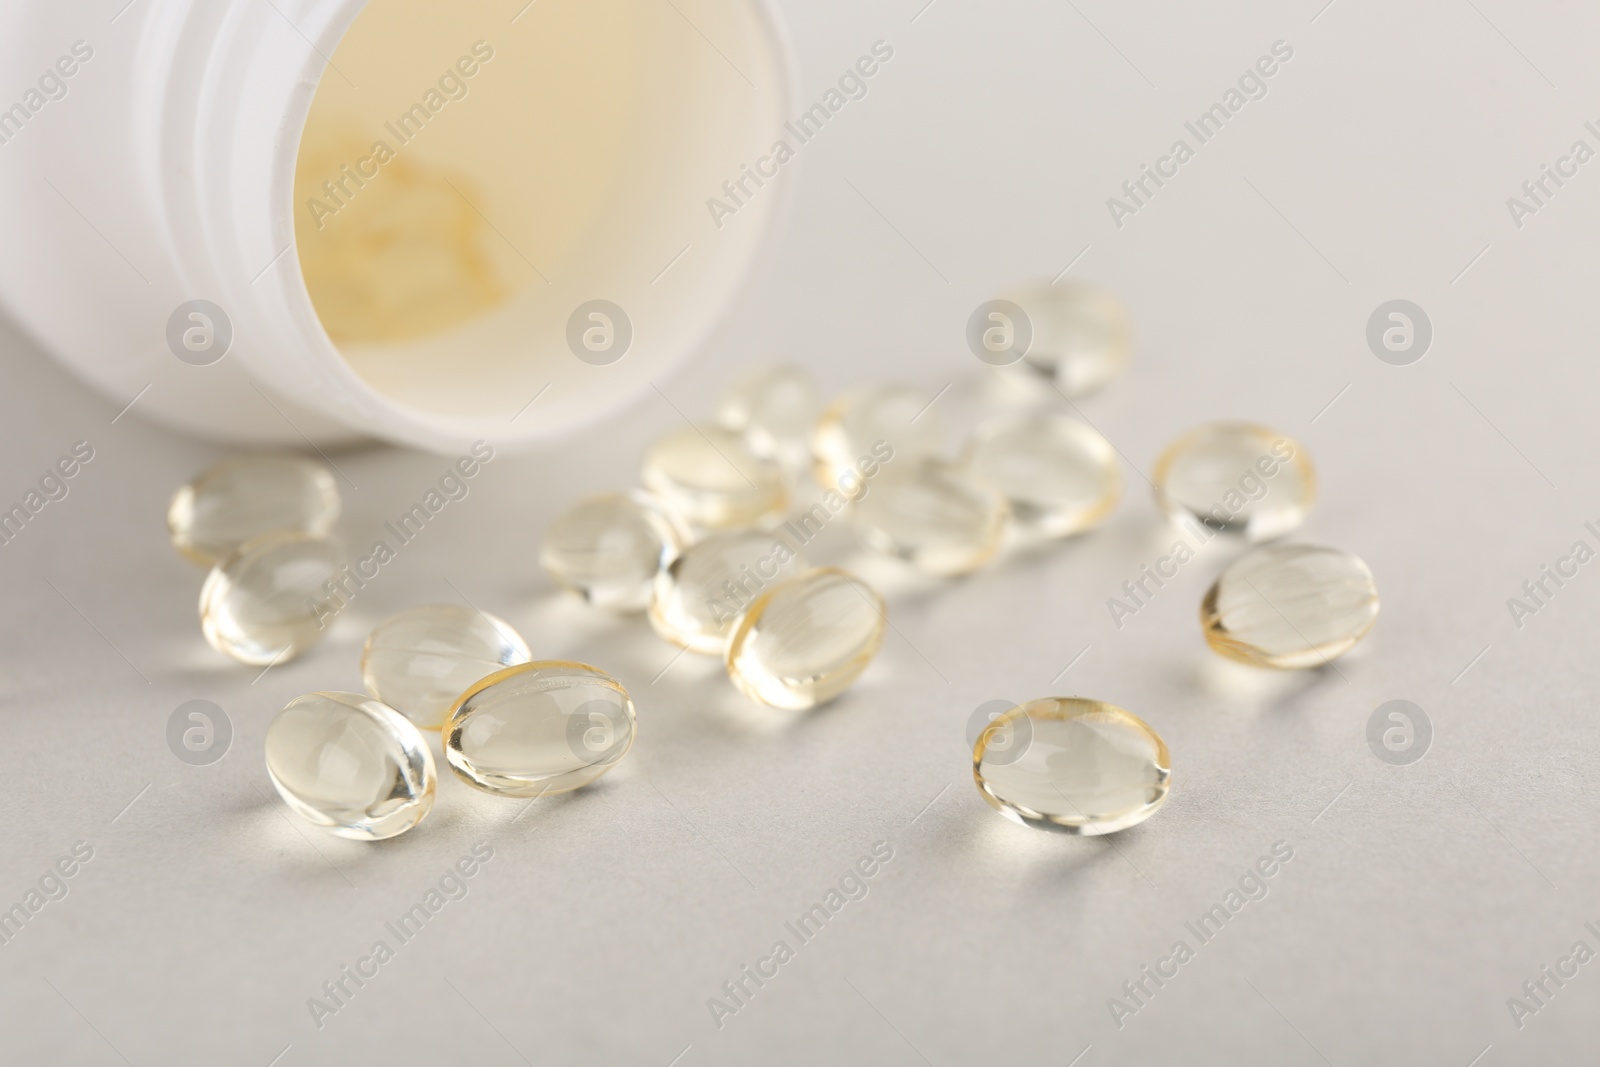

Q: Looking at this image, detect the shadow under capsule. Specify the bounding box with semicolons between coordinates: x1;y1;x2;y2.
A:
697;680;828;737
959;800;1133;892
518;590;641;649
460;771;611;833
1191;652;1346;715
239;791;399;880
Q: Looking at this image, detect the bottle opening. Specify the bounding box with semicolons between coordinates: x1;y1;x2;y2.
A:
292;0;787;432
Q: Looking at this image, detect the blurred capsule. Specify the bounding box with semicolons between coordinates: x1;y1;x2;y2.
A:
650;531;809;654
963;412;1119;539
999;282;1130;398
542;492;684;612
641;425;788;531
718;364;820;470
362;605;532;728
1201;543;1378;669
852;459;1008;576
812;383;940;492
1154;422;1314;541
168;454;339;565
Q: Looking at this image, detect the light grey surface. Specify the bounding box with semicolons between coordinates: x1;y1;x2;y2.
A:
3;1;1599;1064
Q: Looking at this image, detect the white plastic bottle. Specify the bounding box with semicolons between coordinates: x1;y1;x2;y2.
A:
0;0;794;452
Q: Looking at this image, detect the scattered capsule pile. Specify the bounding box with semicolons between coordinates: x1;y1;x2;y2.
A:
169;280;1380;841
542;364;1128;715
169;461;639;841
544;367;913;711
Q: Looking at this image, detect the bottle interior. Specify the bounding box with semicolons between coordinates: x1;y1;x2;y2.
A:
293;0;784;428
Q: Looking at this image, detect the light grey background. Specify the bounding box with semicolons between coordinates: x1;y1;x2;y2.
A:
3;0;1598;1064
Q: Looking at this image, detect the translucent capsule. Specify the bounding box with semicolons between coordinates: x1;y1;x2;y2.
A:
641;425;788;530
974;697;1170;835
361;605;532;729
962;412;1120;538
1153;422;1315;541
650;531;809;654
1202;543;1379;669
264;692;436;841
199;532;341;664
811;384;940;492
1005;282;1130;397
168;454;340;566
852;459;1008;576
718;365;820;468
444;661;636;797
542;492;683;612
726;568;886;709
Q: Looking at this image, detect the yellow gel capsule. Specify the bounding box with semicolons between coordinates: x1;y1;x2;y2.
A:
1153;422;1315;541
974;697;1170;835
650;530;808;654
725;568;886;709
168;454;340;566
641;425;788;530
852;459;1008;576
361;605;532;729
811;383;940;492
962;412;1119;538
199;532;341;665
1003;281;1132;397
265;692;436;841
444;661;636;798
1201;543;1379;669
542;491;683;613
718;364;820;469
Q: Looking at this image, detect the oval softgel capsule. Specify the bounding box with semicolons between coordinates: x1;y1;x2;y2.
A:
851;459;1008;576
641;425;788;531
725;568;886;709
542;492;683;613
962;412;1119;539
361;604;531;729
811;383;940;493
265;692;436;841
650;530;809;654
444;661;637;798
199;532;342;665
1153;422;1315;541
1201;543;1379;669
168;454;340;566
974;697;1170;835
